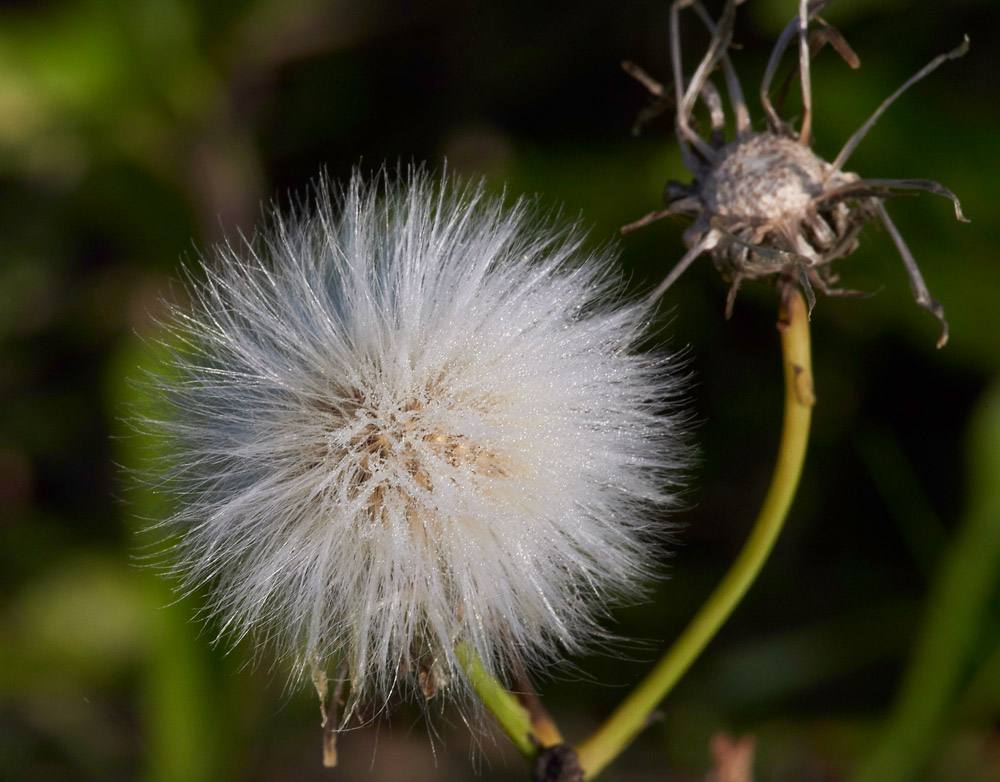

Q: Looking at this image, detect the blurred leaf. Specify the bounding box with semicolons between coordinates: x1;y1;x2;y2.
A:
0;553;149;691
855;377;1000;782
107;336;237;782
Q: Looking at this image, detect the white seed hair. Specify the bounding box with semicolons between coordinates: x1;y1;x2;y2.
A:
142;167;690;718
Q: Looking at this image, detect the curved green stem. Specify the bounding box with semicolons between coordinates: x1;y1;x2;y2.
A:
575;290;815;779
455;643;543;759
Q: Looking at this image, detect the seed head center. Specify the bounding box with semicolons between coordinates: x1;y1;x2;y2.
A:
353;413;474;491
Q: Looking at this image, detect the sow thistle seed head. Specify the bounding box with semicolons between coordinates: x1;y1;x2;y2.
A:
143;168;689;721
625;0;968;347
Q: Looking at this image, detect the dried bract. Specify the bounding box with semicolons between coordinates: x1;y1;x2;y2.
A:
626;0;968;347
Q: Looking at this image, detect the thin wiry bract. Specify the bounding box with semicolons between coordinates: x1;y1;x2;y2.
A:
142;168;690;720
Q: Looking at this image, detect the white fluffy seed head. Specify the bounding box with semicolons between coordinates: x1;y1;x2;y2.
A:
141;167;690;718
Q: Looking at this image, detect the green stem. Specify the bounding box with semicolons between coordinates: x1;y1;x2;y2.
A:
455;643;539;759
575;290;815;779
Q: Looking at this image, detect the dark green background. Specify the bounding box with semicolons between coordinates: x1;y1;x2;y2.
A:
2;0;999;779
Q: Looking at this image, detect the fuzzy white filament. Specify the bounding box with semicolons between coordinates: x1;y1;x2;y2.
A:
144;168;689;717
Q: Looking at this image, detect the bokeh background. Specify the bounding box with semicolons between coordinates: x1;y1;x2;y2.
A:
2;0;999;779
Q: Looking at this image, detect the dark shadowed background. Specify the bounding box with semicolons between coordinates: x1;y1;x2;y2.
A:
2;0;1000;780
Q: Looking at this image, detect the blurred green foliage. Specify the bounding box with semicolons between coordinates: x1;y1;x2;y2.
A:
1;0;999;779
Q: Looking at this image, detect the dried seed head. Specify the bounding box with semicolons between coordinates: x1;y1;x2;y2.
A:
626;0;968;347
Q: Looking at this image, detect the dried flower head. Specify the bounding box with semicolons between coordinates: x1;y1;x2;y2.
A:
624;0;968;347
142;168;689;721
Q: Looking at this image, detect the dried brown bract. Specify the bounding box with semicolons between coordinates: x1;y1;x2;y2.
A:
625;0;968;347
